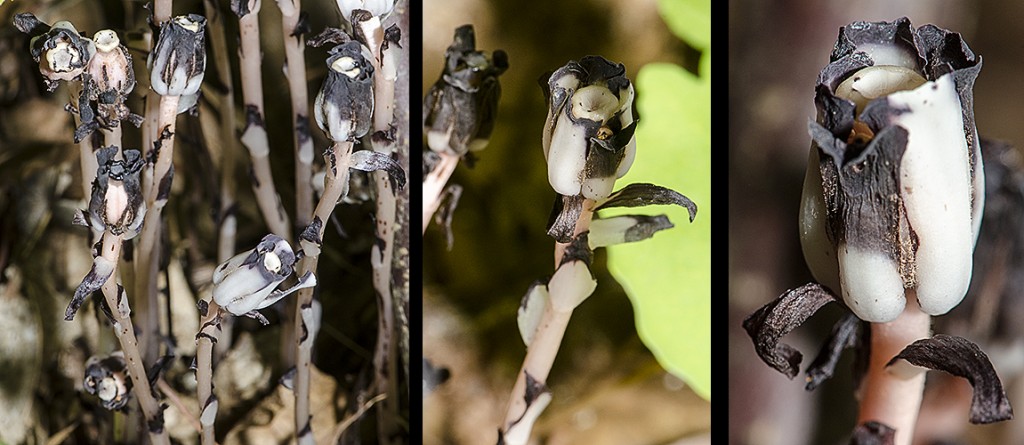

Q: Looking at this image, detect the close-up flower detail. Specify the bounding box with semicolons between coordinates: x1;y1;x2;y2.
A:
83;352;133;410
336;0;396;24
799;17;983;323
86;29;138;127
423;24;508;158
542;56;637;201
149;14;207;98
314;40;375;142
78;146;146;239
212;234;316;325
13;13;96;91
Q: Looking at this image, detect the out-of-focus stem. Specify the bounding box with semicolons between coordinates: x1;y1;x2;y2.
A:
501;198;595;444
857;296;931;445
97;231;171;445
421;151;459;233
275;0;315;228
237;0;291;240
293;140;354;445
153;0;172;27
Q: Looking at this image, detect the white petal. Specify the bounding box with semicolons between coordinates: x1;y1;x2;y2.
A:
581;176;615;201
888;74;974;316
588;216;635;248
517;283;549;347
546;111;586;196
547;260;597;312
799;146;841;292
213;269;279;314
616;103;636;178
835;66;925;114
857;43;919;70
838;243;906;322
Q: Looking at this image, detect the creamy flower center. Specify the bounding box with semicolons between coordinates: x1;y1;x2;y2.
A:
264;251;282;273
836;66;927;115
331;56;361;78
46;41;79;72
94;30;120;53
571;85;620;122
174;16;202;32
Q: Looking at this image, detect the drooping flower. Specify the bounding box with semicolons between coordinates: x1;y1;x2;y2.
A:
799;17;983;322
212;234;316;324
84;352;132;410
423;24;508;158
542;56;637;201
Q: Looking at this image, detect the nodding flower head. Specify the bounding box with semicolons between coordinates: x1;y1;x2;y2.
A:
542;56;637;201
799;17;983;322
423;25;508;157
314;40;375;142
212;234;316;323
13;14;96;91
83;352;132;410
149;14;207;97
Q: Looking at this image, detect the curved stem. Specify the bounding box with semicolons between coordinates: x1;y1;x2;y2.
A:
421;151;459;234
857;295;931;445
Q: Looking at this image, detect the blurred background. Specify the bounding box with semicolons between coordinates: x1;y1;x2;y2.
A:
730;1;1024;444
423;0;711;443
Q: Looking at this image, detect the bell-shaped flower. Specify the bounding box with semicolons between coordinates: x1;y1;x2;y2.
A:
149;14;207;98
212;234;316;324
76;147;146;239
799;17;983;322
84;352;132;410
542;56;637;201
336;0;395;24
314;41;375;142
423;25;508;157
86;30;138;126
13;14;96;92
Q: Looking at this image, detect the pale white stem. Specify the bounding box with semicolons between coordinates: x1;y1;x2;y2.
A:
238;3;291;239
153;0;172;27
421;151;459;234
276;0;315;228
293;140;354;444
857;295;931;445
97;231;171;445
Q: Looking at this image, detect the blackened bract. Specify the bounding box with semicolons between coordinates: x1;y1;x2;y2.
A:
423;24;508;158
13;14;96;91
87;147;146;239
149;14;207;97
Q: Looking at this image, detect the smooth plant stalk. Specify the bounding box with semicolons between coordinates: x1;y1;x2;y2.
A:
153;0;172;27
237;0;291;240
501;199;595;443
97;231;171;445
421;151;459;233
857;295;931;445
293;140;354;444
275;0;315;228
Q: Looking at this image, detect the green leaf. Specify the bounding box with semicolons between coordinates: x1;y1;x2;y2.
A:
658;0;711;51
602;52;710;400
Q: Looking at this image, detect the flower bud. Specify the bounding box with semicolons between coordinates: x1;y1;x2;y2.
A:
423;25;508;157
87;30;137;125
799;18;983;322
84;352;132;410
314;41;374;142
87;147;146;239
213;234;316;323
542;56;637;200
149;14;207;97
13;14;95;91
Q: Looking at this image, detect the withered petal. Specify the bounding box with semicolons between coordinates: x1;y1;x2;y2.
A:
849;421;895;445
595;183;697;222
435;184;463;250
805;313;861;390
887;334;1012;424
742;282;839;378
350;150;407;191
547;194;585;243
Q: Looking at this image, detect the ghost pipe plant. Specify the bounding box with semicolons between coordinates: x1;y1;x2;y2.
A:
423;25;508;239
743;18;1012;445
292;36;406;444
498;56;697;445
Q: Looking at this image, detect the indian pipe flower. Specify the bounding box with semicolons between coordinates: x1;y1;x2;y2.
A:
314;40;375;142
542;56;637;201
423;24;508;158
83;352;132;410
75;146;146;239
212;234;316;325
336;0;395;23
86;29;138;126
12;13;96;92
149;14;207;98
799;17;984;323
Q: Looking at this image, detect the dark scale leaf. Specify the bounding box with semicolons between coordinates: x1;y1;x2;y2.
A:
560;232;593;268
66;257;117;320
742;282;838;378
547;194;584;243
350;150;407;191
805;313;861;390
888;334;1013;424
307;27;351;48
13;13;50;36
850;421;895;445
435;184;463;250
595;183;697;222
